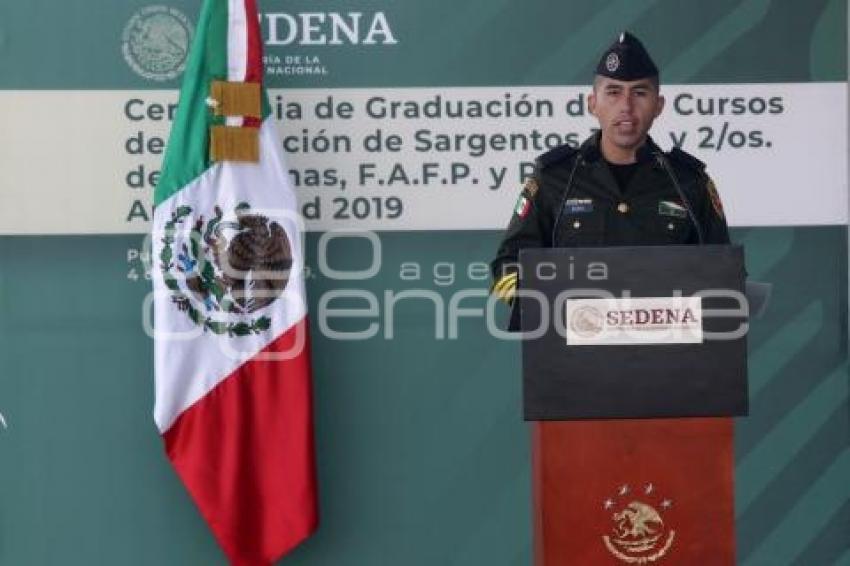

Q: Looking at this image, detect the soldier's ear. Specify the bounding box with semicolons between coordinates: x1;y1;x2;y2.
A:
588;92;597;116
654;94;665;117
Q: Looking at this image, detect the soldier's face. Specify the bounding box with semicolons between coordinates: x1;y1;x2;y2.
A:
589;77;665;156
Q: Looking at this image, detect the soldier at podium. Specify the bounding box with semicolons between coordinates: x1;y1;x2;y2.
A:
489;32;742;565
492;32;730;328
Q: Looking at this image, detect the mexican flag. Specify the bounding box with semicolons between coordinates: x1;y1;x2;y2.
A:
151;0;318;564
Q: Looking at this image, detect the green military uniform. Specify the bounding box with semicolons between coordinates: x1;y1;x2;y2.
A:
491;132;730;330
491;30;731;330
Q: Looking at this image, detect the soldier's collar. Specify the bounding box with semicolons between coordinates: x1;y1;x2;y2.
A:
637;136;662;162
580;132;661;164
579;133;602;162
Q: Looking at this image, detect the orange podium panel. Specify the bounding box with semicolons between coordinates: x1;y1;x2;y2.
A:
532;418;735;566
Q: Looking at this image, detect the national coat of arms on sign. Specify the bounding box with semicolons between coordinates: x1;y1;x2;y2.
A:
570;305;605;338
159;203;292;336
122;6;194;81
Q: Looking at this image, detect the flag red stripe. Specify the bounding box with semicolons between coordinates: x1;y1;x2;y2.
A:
243;0;262;128
163;319;318;566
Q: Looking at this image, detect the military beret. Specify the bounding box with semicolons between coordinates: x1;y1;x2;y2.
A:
595;31;659;82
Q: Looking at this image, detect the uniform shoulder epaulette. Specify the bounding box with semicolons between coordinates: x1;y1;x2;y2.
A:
667;147;706;172
535;143;578;170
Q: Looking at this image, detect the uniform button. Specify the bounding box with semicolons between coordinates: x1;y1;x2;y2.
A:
667;222;675;230
572;220;581;229
617;202;629;214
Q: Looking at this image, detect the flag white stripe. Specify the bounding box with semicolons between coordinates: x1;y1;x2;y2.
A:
152;116;307;432
226;0;247;127
227;0;247;81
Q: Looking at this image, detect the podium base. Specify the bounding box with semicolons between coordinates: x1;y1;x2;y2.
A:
532;418;736;566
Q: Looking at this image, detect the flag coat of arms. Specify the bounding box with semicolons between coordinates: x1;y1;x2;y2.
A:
152;0;318;564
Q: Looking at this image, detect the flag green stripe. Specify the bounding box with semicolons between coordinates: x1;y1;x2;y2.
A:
154;0;229;208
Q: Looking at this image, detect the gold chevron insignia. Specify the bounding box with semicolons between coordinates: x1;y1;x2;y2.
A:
492;273;518;302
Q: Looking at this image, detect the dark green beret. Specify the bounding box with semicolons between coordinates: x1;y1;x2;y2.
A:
595;31;658;81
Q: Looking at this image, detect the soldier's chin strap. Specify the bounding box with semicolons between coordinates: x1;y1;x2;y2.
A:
653;152;705;245
550;155;584;246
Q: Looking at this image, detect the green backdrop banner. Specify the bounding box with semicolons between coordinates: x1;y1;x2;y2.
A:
0;228;847;565
0;0;845;88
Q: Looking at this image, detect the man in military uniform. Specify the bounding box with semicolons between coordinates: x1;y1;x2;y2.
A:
492;32;730;329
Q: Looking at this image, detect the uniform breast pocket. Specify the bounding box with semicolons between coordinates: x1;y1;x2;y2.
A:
556;210;606;246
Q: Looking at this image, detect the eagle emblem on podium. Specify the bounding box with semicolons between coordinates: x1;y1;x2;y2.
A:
602;484;676;564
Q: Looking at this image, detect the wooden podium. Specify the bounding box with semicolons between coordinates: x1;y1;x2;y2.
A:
518;246;747;565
